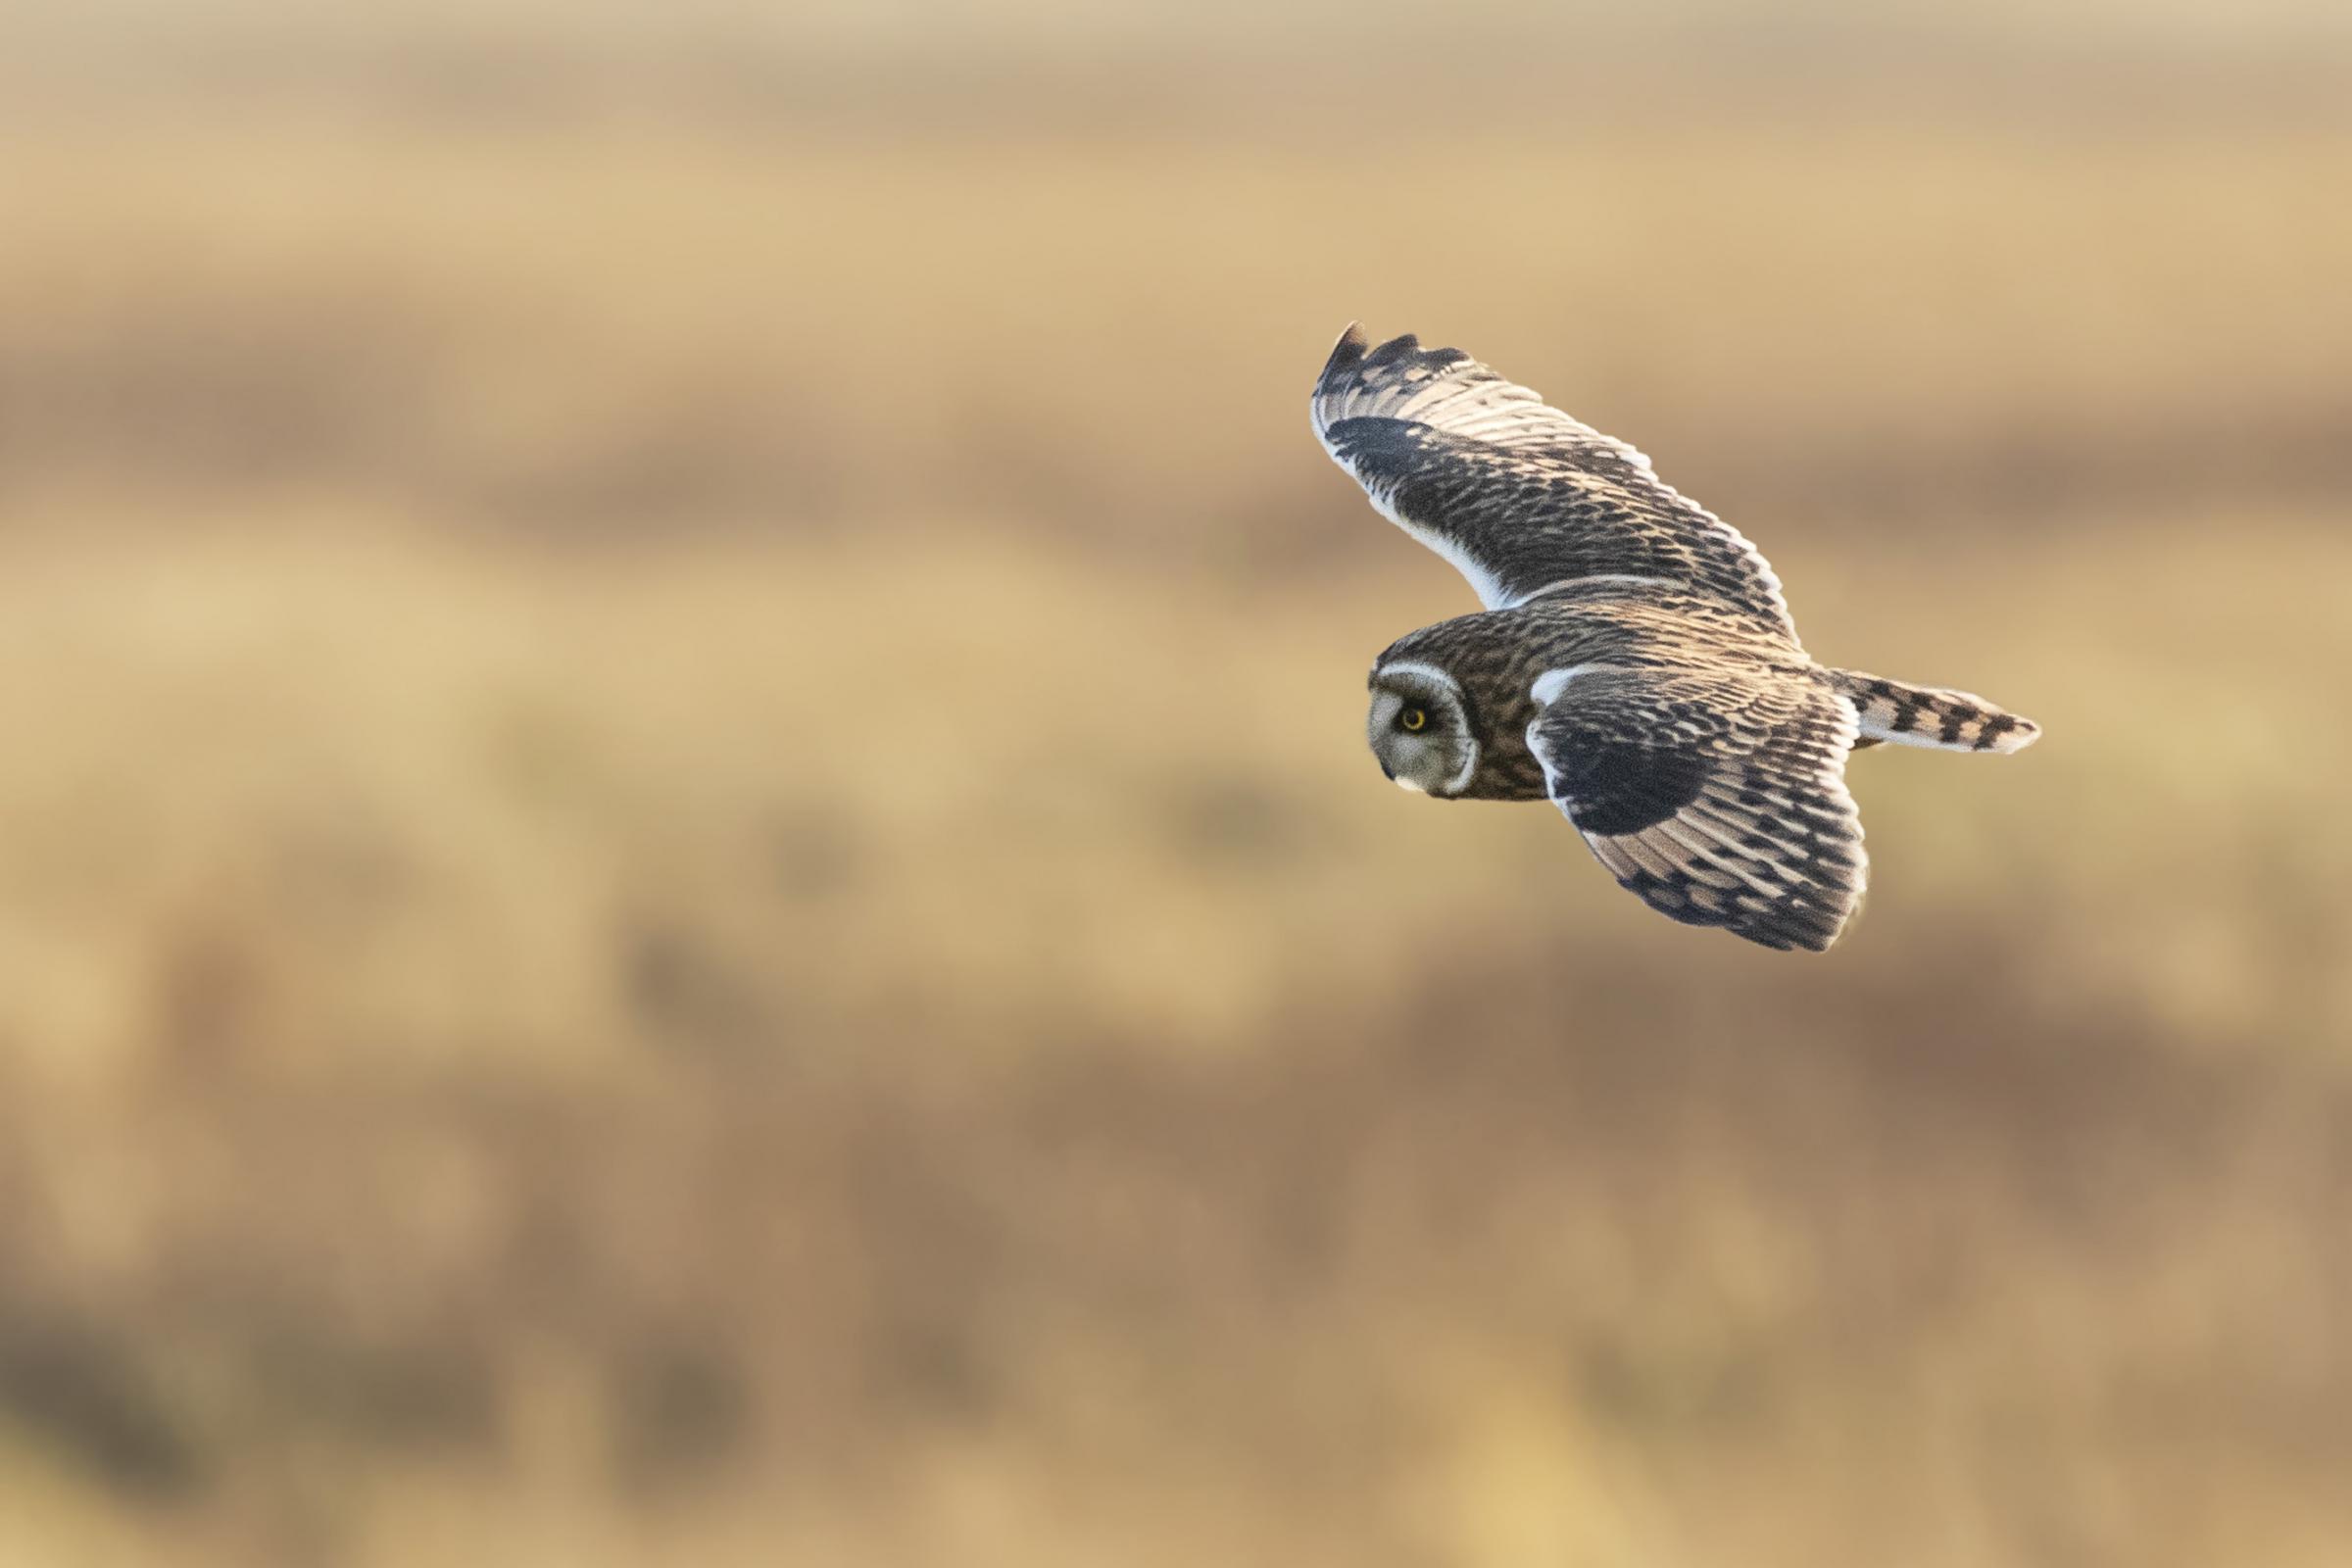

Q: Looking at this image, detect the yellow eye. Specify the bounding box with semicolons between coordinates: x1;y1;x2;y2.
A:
1399;707;1428;733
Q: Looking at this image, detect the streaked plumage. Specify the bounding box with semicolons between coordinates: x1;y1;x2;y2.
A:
1316;324;2038;952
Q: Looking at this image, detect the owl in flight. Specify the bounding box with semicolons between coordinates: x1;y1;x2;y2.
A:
1312;324;2039;952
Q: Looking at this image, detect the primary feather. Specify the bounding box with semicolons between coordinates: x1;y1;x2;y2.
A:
1312;323;1795;637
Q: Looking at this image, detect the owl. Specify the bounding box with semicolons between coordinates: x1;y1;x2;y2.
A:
1313;324;2039;953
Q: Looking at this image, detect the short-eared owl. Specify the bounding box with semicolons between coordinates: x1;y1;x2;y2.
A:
1313;324;2039;953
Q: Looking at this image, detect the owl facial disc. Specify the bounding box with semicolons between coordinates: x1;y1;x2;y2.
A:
1367;661;1477;796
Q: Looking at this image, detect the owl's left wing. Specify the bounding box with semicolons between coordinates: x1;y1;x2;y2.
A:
1311;324;1796;639
1528;666;1867;952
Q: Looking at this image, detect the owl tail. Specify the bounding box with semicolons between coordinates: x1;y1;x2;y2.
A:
1824;669;2041;754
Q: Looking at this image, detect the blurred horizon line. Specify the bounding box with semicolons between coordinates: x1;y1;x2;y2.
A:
6;17;2352;136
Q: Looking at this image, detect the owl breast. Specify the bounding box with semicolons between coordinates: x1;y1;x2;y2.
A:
1463;704;1550;801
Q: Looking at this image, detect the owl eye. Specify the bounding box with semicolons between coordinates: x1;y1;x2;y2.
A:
1398;707;1429;733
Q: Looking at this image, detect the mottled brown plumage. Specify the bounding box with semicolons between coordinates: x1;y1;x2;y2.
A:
1318;324;2039;952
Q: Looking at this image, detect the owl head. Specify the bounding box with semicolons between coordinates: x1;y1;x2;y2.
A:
1367;660;1478;796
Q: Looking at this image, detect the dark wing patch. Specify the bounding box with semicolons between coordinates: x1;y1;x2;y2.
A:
1311;324;1795;638
1537;727;1714;836
1529;668;1867;952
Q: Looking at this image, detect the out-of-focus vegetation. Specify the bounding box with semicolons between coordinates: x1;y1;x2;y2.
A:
2;5;2349;1564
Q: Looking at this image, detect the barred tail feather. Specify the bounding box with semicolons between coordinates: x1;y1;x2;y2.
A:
1827;669;2041;755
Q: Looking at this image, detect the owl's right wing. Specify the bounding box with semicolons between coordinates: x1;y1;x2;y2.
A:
1311;324;1796;639
1527;666;1867;952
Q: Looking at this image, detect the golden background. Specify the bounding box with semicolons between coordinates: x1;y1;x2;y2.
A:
2;4;2349;1562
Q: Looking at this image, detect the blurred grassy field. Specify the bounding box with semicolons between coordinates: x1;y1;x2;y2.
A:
2;11;2351;1566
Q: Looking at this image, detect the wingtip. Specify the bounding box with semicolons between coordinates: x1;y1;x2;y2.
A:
1319;321;1445;387
1323;321;1369;374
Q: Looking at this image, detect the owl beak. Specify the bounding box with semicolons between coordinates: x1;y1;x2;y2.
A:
1378;760;1395;781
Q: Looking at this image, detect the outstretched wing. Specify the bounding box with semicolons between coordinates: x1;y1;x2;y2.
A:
1528;667;1866;952
1311;324;1795;638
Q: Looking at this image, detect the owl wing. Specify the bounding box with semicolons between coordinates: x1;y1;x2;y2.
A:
1311;324;1795;638
1527;666;1867;952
